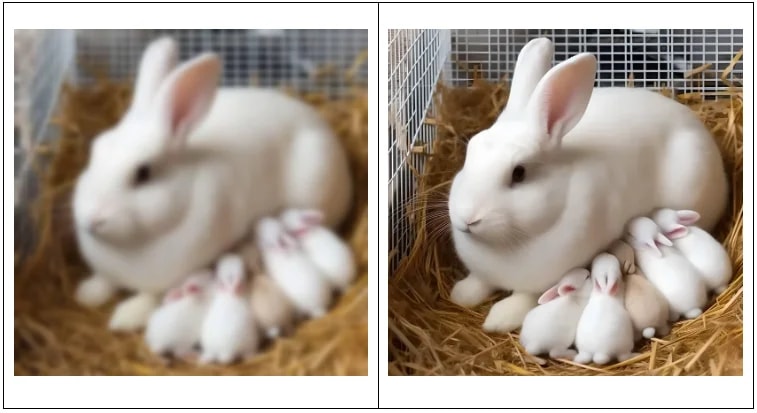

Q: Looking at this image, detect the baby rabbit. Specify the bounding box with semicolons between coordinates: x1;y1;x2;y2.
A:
651;208;733;294
199;254;260;365
144;270;215;359
608;240;670;340
256;217;332;319
279;208;356;292
519;268;592;360
574;253;636;365
250;273;297;339
234;235;297;339
626;216;708;321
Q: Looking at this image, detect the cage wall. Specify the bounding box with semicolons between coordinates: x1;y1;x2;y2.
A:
14;29;368;255
388;29;451;273
387;29;743;275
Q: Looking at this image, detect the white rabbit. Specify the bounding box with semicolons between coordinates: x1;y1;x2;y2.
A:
626;217;708;321
574;253;636;365
651;208;733;294
72;36;352;331
250;273;297;339
144;270;215;359
255;217;332;319
199;254;259;365
279;208;356;292
519;268;592;360
447;37;727;333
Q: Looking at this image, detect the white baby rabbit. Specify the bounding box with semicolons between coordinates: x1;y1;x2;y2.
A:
144;270;215;359
626;217;708;321
519;268;592;360
446;36;727;334
250;273;297;339
279;208;356;292
200;254;259;365
256;217;332;319
72;36;352;331
607;240;669;340
574;253;636;365
651;208;733;294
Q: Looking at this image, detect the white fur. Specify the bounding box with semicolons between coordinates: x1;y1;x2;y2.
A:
279;208;356;291
71;37;352;329
75;275;116;308
651;208;733;293
200;254;259;365
256;218;332;319
626;217;708;321
447;38;727;333
574;254;636;365
144;271;214;357
519;268;591;359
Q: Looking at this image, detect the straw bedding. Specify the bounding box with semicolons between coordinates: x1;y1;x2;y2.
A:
14;76;368;375
388;56;743;376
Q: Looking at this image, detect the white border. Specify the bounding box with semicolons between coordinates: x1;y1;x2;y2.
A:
5;2;378;409
381;2;753;409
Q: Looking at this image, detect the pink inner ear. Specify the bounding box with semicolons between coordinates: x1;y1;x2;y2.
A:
185;283;200;295
558;285;576;296
677;210;701;226
665;226;688;240
594;279;601;292
608;281;619;296
302;211;323;226
538;287;559;304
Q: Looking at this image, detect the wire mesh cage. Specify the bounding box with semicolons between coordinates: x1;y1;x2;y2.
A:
387;29;743;275
14;28;368;256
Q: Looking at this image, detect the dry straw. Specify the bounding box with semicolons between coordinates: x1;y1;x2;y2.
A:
15;62;368;375
389;52;743;376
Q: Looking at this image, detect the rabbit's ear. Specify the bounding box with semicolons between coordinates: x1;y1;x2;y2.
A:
498;37;554;121
607;277;619;296
655;232;673;247
130;37;179;114
163;287;183;304
300;209;325;227
676;210;701;226
537;286;560;304
153;53;221;152
526;53;597;151
645;240;663;258
664;224;689;240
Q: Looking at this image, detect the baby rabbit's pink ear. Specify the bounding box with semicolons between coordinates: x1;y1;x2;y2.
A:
163;287;183;304
676;210;700;226
655;232;673;247
664;225;689;240
607;278;619;296
300;209;325;227
537;286;560;304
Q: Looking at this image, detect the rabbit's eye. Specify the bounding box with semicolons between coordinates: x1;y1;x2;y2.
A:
133;164;152;186
511;164;526;185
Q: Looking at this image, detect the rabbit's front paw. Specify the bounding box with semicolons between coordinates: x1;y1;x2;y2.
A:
108;293;159;332
449;275;494;307
482;292;537;333
75;275;116;308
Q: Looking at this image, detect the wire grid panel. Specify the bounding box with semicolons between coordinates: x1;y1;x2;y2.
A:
388;29;451;274
74;29;368;96
450;29;743;95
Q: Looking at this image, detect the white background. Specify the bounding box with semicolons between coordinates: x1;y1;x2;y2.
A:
5;2;378;409
379;2;753;409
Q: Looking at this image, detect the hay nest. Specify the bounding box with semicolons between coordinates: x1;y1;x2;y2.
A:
14;76;368;375
389;56;743;376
